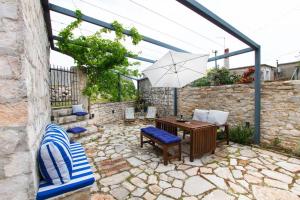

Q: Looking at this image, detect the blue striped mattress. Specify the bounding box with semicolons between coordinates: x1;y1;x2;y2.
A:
36;142;95;200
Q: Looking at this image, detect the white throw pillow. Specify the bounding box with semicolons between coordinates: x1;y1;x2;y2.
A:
125;107;135;119
207;110;229;125
192;109;209;122
72;104;84;113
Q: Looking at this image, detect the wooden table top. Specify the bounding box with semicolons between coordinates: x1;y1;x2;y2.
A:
156;117;215;130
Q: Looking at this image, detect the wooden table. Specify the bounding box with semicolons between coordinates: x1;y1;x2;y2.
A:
155;117;217;162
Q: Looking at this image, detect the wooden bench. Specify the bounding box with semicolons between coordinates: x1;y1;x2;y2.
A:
141;126;181;165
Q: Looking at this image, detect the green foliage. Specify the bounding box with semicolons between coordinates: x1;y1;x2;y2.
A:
271;137;281;147
57;10;141;102
192;67;240;87
229;124;254;145
207;67;240;86
129;27;143;45
191;76;210;87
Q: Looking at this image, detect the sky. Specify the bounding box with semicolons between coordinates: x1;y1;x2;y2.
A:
49;0;300;73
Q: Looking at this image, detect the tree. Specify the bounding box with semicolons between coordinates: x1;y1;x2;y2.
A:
56;10;142;102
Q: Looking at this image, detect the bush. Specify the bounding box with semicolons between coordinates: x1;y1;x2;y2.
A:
229;124;254;145
207;67;240;86
192;67;240;87
191;76;210;87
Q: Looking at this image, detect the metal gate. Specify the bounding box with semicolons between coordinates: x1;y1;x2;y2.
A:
49;65;78;107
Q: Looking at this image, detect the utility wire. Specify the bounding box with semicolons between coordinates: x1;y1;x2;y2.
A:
128;0;223;48
52;20;94;34
79;0;209;52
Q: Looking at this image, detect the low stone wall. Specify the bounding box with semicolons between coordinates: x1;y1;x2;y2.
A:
138;78;174;116
90;101;134;125
260;81;300;149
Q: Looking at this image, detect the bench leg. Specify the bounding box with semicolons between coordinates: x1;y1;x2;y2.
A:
163;146;168;165
178;143;181;161
225;124;229;145
140;132;143;148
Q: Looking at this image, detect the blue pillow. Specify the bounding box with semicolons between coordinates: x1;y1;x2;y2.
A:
73;111;88;116
38;137;73;185
66;127;87;134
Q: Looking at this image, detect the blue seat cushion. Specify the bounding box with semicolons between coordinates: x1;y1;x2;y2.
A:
67;127;87;134
141;126;181;144
36;143;95;200
73;112;88;116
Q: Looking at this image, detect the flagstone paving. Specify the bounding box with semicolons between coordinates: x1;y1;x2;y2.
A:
79;123;300;200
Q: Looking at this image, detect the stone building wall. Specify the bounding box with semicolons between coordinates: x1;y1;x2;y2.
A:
138;78;174;117
90;101;135;125
0;0;50;199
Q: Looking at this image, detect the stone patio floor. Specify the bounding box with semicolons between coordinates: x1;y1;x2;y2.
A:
78;123;300;200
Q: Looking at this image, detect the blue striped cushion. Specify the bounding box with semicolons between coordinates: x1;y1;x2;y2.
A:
36;143;95;200
46;124;70;144
38;137;73;185
44;129;70;147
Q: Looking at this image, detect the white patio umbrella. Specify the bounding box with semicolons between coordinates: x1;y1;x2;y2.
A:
142;51;209;88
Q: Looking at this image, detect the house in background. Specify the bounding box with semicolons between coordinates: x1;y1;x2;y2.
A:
276;61;300;80
230;64;276;81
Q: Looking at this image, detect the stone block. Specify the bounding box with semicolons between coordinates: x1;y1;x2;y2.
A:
0;101;28;126
0;79;27;104
0;126;28;155
4;151;31;177
0;174;30;200
0;1;18;20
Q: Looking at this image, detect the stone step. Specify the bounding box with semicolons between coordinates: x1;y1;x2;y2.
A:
54;114;89;125
61;119;93;130
54;115;77;124
52;108;73;117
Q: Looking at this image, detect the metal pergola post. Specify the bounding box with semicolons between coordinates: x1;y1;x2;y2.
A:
117;73;121;102
254;47;261;144
176;0;261;144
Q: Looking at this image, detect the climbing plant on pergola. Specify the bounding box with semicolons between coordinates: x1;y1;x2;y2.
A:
42;0;261;144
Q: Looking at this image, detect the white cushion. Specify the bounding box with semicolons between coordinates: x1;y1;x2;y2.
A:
72;104;84;113
192;109;209;122
146;106;157;119
207;110;229;125
125;107;135;119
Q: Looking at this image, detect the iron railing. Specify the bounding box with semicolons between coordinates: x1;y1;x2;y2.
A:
49;65;78;107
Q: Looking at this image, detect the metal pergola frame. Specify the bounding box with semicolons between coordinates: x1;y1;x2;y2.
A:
41;0;261;144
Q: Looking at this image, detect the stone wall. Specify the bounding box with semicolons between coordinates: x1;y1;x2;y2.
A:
0;0;50;199
90;101;135;125
140;78;300;151
178;84;254;126
260;81;300;149
138;78;174;116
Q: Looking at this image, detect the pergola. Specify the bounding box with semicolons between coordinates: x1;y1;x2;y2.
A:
41;0;261;144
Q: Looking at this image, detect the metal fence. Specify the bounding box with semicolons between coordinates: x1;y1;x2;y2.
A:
49;65;78;107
